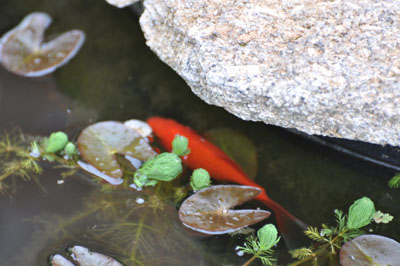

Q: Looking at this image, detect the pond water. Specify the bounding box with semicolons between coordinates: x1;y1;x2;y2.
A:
0;1;399;265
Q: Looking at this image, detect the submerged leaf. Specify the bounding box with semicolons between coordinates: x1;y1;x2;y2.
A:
70;245;123;266
340;235;400;266
179;185;270;234
0;12;85;77
205;128;258;179
77;121;156;178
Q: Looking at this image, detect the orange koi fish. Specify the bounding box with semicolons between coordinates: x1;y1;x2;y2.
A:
147;117;307;241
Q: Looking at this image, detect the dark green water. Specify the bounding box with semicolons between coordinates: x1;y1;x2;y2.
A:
0;1;399;265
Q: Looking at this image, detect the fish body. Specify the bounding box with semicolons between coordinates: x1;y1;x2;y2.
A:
147;117;306;237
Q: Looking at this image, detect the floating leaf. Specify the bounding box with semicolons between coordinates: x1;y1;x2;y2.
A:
77;160;123;185
69;245;123;266
179;185;270;234
340;234;400;266
0;12;85;77
205;128;258;179
124;119;152;138
77;121;156;178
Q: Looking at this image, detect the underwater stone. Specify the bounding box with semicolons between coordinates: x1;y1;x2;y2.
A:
139;0;400;146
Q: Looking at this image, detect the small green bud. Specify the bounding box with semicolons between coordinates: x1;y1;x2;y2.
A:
172;135;190;156
347;197;375;229
45;131;68;153
133;152;182;187
64;142;76;156
257;224;280;250
190;168;211;191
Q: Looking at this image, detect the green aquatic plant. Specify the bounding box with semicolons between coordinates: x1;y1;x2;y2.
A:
172;134;190;156
190;168;211;191
133;134;189;188
388;173;400;189
238;224;280;266
289;197;392;266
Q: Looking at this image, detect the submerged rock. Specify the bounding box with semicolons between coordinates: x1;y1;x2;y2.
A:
139;0;400;146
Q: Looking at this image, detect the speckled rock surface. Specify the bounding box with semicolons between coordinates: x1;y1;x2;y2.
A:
139;0;400;146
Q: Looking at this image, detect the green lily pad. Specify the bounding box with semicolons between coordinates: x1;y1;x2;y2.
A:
205;128;258;179
340;234;400;266
77;121;156;178
178;185;270;235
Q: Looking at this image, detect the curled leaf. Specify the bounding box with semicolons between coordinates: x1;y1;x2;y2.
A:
179;185;270;235
77;121;156;178
347;197;375;230
340;234;400;266
0;12;85;77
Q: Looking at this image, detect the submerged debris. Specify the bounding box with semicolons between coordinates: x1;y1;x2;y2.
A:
50;254;75;266
0;12;85;77
105;0;140;8
50;246;123;266
70;246;123;266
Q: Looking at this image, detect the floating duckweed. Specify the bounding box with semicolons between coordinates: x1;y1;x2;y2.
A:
64;142;77;156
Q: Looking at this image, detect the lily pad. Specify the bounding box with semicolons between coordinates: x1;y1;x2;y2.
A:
0;12;85;77
178;185;270;235
205;128;258;179
77;121;156;178
340;234;400;266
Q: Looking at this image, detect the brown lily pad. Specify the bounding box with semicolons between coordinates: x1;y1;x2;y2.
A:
179;185;270;235
0;12;85;77
340;234;400;266
77;121;156;179
205;128;258;179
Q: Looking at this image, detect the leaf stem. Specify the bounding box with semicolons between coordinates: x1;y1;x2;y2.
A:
242;255;257;266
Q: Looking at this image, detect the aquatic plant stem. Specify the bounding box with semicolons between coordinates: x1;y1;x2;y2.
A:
242;255;257;266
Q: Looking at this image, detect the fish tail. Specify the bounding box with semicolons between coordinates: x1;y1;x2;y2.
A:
258;193;308;249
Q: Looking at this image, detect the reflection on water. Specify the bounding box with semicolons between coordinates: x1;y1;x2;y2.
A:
0;0;399;265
